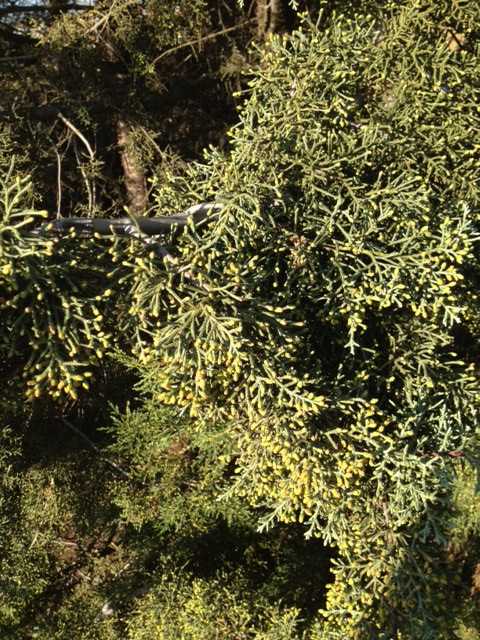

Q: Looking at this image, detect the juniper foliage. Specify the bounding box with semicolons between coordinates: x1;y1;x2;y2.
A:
1;2;480;639
117;5;480;638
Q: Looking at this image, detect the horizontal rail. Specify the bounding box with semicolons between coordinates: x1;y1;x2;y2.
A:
24;202;222;257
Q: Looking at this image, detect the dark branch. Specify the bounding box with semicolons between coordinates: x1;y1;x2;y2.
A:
0;22;37;45
62;418;138;484
0;4;91;16
0;54;38;64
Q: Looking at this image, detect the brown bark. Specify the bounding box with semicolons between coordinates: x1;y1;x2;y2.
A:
116;118;148;216
256;0;286;37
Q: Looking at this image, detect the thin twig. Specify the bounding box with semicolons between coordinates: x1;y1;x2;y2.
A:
53;146;63;218
62;418;139;484
84;0;137;37
139;126;163;157
73;140;93;216
59;113;96;215
151;19;253;66
52;539;79;548
58;113;94;161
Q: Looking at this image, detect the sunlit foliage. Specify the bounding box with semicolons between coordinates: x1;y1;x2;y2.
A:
1;1;480;639
118;5;480;637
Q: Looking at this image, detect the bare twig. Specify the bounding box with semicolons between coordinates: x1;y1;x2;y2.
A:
57;113;94;161
62;418;139;484
84;0;137;37
139;126;162;157
52;539;79;548
73;140;94;216
151;19;253;66
53;146;63;218
58;113;96;215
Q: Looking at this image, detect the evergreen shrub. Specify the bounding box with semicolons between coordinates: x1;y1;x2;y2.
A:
120;4;480;637
126;568;300;640
1;2;480;637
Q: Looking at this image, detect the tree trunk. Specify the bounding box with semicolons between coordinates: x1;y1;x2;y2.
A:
256;0;286;37
116;118;148;216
